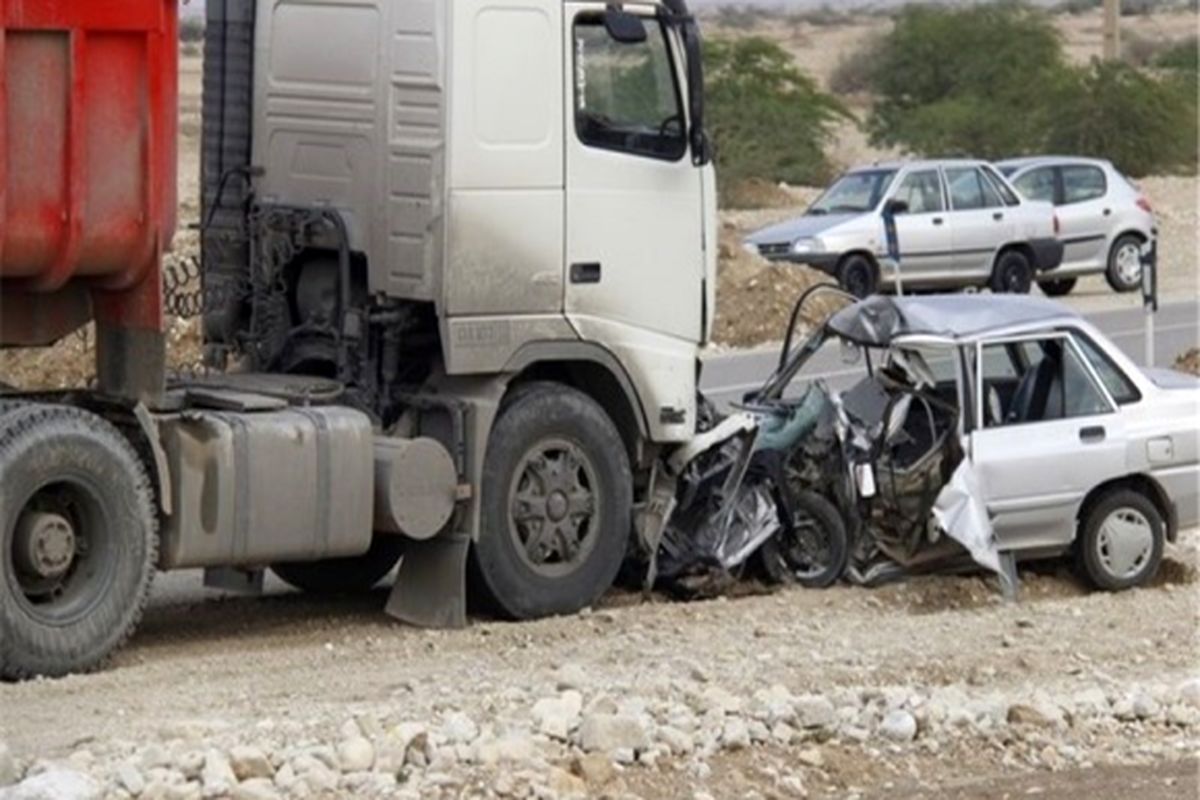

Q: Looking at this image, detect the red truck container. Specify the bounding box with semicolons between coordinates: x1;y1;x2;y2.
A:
0;0;177;373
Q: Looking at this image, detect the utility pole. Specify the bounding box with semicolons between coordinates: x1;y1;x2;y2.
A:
1103;0;1121;60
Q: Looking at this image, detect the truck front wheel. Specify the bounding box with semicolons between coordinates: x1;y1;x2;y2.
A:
0;405;157;680
472;383;631;619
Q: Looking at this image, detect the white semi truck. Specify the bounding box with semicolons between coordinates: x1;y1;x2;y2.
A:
0;0;716;678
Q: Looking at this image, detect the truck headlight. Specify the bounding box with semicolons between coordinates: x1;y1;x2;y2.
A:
792;237;825;255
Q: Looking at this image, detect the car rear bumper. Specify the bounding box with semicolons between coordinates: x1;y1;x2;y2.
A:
1030;238;1065;272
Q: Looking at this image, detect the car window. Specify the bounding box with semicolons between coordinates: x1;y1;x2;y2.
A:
573;15;686;161
981;337;1111;427
1061;164;1107;204
981;165;1020;206
1073;332;1141;404
809;170;897;215
946;167;1002;210
892;170;944;214
1013;167;1057;203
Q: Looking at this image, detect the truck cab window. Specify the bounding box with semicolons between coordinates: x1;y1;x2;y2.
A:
573;16;686;161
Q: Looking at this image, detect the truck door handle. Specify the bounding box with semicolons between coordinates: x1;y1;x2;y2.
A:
932;217;944;226
570;262;602;284
1079;425;1106;444
992;212;1004;221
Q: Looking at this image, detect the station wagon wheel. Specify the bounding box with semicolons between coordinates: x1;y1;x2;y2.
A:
1105;234;1143;293
1077;488;1164;591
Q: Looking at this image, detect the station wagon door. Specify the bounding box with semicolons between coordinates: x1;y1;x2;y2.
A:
969;333;1126;552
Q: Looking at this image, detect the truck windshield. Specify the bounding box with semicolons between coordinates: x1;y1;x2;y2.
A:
809;170;897;215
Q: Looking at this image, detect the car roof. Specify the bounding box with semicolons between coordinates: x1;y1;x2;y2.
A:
846;158;988;173
827;294;1081;346
996;155;1113;172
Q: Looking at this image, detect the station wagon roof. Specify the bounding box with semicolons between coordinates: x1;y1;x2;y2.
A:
997;155;1112;171
847;158;987;173
827;294;1080;347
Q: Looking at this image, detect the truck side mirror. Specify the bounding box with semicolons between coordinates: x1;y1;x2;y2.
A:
604;6;647;44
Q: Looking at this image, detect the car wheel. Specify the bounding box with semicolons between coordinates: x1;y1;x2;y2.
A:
470;382;631;619
757;489;848;588
1077;489;1164;591
1039;277;1077;297
1105;234;1144;293
0;405;157;679
837;255;878;299
989;249;1033;294
271;537;405;594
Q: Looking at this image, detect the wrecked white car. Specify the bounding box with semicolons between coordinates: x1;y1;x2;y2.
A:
644;290;1198;595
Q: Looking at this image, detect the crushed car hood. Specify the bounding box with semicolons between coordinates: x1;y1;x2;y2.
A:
744;213;859;247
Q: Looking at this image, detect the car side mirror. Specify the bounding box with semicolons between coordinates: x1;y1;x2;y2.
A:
604;5;647;44
885;199;909;216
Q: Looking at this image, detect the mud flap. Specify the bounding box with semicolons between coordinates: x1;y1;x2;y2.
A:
385;533;470;629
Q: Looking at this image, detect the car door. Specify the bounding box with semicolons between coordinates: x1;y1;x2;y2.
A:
1055;164;1110;271
969;333;1126;552
944;166;1012;280
886;168;951;283
563;5;704;343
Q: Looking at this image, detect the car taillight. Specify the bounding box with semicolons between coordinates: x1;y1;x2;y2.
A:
1137;196;1153;214
1053;213;1060;235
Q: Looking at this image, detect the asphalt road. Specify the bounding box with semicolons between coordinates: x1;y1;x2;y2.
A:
700;297;1200;407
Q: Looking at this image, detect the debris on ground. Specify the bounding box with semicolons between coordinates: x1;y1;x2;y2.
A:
1175;348;1200;376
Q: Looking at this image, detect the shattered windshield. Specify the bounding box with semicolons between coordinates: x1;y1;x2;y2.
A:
809;169;897;216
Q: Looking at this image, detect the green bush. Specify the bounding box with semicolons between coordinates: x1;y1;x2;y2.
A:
829;33;885;95
1046;60;1198;176
704;36;851;205
1154;36;1199;71
179;17;205;44
865;4;1065;159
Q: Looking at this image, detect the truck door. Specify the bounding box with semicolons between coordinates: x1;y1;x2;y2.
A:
563;6;705;344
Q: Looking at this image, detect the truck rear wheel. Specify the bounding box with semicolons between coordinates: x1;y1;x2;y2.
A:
0;405;157;680
471;383;631;619
271;537;405;594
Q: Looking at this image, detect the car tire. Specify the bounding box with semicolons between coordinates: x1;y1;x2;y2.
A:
989;249;1033;294
1039;277;1077;297
271;537;405;594
757;489;848;588
1076;489;1164;591
1105;234;1144;293
470;382;631;619
0;404;157;680
837;254;878;299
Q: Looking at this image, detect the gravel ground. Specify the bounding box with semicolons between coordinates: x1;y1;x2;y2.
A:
3;532;1197;799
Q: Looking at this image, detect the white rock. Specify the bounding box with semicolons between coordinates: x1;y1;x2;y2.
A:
229;747;273;781
0;769;100;800
1071;687;1110;717
719;718;750;750
553;663;588;691
878;710;917;742
231;778;279;800
473;733;535;767
115;763;146;796
0;743;19;788
656;725;694;756
375;723;428;773
200;751;237;798
1131;692;1160;720
440;712;479;745
793;695;836;729
335;737;375;773
1177;678;1200;710
579;714;650;754
770;723;797;746
532;691;583;740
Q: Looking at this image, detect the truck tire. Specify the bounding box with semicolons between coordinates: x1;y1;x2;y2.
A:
757;489;848;588
1105;234;1143;293
0;405;157;680
1076;488;1164;591
471;382;631;619
271;537;404;594
989;249;1033;294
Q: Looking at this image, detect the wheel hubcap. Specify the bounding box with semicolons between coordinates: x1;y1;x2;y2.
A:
1115;244;1142;285
1096;507;1153;580
508;439;601;577
14;511;76;580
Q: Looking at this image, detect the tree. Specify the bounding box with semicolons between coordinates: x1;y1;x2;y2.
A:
704;37;850;205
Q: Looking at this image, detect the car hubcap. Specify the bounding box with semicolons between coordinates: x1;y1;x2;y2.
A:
1115;243;1142;285
1096;507;1153;580
508;438;601;578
